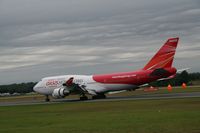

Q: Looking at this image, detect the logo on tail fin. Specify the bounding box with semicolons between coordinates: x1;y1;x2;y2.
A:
143;37;179;70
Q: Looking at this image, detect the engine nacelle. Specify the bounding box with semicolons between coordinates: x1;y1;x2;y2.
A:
52;87;70;98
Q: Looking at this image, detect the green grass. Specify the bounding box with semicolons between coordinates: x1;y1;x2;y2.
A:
0;98;200;133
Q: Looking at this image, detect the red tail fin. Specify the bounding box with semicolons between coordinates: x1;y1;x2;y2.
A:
143;37;179;70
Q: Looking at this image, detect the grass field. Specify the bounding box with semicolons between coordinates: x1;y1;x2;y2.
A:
0;97;200;133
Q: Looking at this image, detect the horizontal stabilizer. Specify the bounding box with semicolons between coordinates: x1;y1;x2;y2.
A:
177;68;190;73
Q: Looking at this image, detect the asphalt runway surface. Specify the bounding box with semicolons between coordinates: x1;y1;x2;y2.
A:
1;92;200;106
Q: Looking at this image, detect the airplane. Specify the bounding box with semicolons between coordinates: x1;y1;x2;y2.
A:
34;37;180;101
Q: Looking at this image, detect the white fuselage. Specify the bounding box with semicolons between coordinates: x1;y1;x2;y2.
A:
33;75;136;96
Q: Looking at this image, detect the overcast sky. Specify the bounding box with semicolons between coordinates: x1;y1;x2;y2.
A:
0;0;200;84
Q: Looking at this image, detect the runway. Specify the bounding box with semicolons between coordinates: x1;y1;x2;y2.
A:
1;92;200;106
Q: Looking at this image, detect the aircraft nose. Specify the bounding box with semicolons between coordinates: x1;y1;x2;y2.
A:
33;84;38;92
33;81;41;92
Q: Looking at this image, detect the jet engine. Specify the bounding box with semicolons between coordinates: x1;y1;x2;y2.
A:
52;87;70;98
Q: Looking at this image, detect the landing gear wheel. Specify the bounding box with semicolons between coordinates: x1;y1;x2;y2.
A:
45;95;50;102
80;96;88;100
92;94;106;99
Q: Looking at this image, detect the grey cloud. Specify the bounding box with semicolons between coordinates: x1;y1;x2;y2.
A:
0;0;200;84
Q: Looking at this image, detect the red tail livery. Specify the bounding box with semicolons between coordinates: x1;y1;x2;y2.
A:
143;38;179;70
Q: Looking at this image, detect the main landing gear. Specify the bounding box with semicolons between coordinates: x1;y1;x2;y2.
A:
45;95;50;102
80;95;88;100
92;94;106;99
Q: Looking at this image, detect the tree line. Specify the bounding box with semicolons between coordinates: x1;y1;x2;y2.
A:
0;82;36;94
0;71;200;94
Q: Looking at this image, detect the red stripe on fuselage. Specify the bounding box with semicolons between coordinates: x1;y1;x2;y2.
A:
93;70;150;85
92;68;176;85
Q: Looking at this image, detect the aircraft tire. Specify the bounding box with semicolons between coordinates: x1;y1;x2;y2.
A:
92;94;106;99
80;96;88;100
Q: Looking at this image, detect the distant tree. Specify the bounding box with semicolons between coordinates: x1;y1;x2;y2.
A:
179;71;190;84
189;72;200;80
0;82;37;94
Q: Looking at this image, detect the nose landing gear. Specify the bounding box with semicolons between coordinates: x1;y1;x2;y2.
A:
45;95;50;102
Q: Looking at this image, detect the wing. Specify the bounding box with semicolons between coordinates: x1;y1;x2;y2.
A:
63;77;98;95
63;77;87;94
